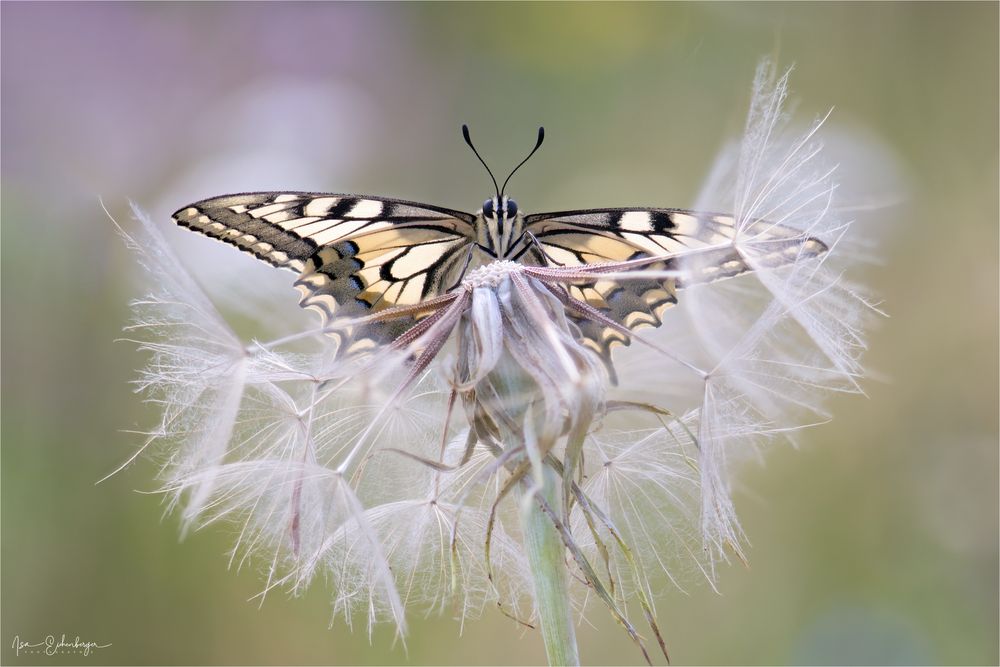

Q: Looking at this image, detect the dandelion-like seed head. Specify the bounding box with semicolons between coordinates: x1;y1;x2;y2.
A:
116;61;878;662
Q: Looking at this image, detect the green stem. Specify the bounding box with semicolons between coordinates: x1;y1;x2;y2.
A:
521;466;580;666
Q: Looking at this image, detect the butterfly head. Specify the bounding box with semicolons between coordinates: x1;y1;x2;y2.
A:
481;196;518;222
479;195;521;257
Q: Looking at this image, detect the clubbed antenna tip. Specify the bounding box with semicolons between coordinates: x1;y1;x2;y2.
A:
501;127;545;197
462;124;499;201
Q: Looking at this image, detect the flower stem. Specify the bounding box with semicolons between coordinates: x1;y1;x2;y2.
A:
521;466;580;666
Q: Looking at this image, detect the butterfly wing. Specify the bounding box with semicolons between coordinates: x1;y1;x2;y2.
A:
524;208;826;362
174;192;477;356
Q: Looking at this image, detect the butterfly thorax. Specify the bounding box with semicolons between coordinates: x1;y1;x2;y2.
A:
476;195;526;259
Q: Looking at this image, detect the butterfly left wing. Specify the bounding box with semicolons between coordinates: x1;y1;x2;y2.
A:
523;208;826;363
174;192;477;357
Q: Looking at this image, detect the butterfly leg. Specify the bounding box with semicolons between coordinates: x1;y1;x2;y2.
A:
508;231;565;266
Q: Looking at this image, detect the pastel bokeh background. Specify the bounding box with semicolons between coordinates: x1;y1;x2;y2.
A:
2;2;997;665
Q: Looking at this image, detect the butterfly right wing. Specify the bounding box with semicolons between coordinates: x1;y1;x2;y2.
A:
173;192;478;357
523;207;827;365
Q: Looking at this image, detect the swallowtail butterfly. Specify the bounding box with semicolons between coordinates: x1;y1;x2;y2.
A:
173;126;826;363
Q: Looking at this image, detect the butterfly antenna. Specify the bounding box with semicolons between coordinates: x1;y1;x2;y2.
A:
501;126;545;197
462;124;500;201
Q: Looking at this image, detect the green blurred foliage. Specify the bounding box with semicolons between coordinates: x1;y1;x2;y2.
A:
2;2;996;665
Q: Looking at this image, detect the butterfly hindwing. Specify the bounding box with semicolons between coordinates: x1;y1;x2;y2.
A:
173;192;477;357
564;269;678;374
295;227;473;356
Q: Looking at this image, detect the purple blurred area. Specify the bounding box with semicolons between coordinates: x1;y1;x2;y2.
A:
3;3;411;205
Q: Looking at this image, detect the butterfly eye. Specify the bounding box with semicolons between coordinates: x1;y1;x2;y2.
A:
505;198;518;218
482;198;495;218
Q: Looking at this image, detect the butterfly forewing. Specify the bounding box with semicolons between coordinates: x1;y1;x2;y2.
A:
527;207;760;263
173;192;477;357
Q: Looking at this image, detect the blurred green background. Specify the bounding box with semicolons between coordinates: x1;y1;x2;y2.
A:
2;2;997;665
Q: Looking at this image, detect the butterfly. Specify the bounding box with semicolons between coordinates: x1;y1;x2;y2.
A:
173;126;826;365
